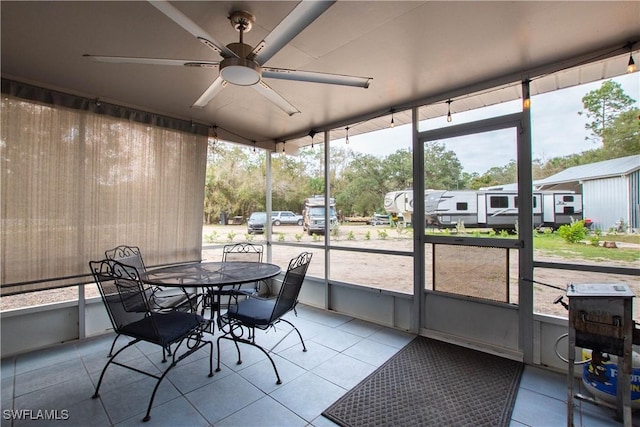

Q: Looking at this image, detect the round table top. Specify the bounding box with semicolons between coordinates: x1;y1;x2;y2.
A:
143;261;281;288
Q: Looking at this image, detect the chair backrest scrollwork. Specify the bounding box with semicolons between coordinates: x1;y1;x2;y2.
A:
89;259;157;333
105;245;147;273
222;242;264;264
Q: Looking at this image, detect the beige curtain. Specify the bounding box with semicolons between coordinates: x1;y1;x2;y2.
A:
1;95;207;295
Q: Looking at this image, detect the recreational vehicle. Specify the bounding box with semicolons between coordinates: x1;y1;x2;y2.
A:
383;190;413;223
302;195;338;235
383;189;442;225
425;190;583;230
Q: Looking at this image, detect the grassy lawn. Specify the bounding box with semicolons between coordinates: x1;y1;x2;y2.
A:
606;234;640;245
533;232;639;263
424;227;639;264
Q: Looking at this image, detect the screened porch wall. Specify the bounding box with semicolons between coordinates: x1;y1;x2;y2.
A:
1;93;208;295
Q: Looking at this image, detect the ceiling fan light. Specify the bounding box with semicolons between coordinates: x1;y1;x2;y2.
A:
220;58;261;86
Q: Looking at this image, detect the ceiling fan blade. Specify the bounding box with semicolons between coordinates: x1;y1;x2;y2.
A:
192;76;228;108
83;55;219;68
263;67;371;88
251;0;335;65
148;0;238;59
253;81;300;116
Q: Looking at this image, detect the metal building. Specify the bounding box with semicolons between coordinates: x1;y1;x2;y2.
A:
535;155;640;232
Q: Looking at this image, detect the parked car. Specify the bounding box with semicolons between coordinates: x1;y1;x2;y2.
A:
367;213;390;226
247;212;267;234
271;211;304;226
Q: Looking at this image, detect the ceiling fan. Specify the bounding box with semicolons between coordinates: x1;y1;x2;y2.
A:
84;0;372;116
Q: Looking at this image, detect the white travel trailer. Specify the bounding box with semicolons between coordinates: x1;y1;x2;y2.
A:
383;190;413;223
424;190;583;230
383;189;443;225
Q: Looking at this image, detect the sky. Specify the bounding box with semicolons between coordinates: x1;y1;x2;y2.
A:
337;73;639;175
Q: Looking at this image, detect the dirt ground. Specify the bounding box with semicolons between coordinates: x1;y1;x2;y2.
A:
2;223;638;320
207;223;639;319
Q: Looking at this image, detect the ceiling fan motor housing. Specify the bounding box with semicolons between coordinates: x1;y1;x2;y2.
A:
220;57;262;86
220;42;262;86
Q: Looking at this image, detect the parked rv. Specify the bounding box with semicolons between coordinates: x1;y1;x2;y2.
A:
384;190;413;223
383;189;441;225
424;190;583;230
302;196;338;235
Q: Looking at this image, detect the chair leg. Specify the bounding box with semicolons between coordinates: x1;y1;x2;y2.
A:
93;339;140;399
277;318;307;352
96;333;213;422
107;333;121;357
216;335;242;372
232;339;241;364
143;339;214;422
217;334;282;385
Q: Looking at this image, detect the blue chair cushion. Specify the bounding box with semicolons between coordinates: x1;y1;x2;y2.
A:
227;297;275;326
121;311;204;345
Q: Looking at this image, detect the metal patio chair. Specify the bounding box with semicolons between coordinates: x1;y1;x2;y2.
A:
216;251;312;384
104;245;199;359
89;259;213;422
222;242;266;296
202;242;265;328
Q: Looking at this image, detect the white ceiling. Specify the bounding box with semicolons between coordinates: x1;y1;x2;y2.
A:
2;1;639;151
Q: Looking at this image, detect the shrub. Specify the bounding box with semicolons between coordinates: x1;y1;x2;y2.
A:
226;231;236;242
204;231;219;243
558;219;588;244
589;228;602;247
294;233;303;242
330;224;340;239
377;229;388;239
277;232;285;242
364;231;371;240
347;231;355;240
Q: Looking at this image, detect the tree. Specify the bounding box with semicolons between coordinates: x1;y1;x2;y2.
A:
467;160;517;189
529;82;639;181
601;108;640;157
381;148;413;190
204;144;267;223
579;80;635;146
338;153;387;216
423;142;463;190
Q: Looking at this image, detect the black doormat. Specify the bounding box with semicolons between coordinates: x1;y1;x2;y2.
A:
322;336;523;427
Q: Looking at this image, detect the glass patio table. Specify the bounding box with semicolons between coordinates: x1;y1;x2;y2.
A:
142;261;282;332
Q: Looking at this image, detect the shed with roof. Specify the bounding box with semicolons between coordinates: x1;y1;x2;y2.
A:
535;155;640;232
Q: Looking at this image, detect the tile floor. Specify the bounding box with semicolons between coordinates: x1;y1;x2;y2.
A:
0;305;629;426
